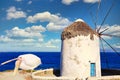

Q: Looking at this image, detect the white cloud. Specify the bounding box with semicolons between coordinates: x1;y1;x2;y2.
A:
15;0;22;2
27;11;53;23
0;34;37;43
49;39;61;43
14;38;61;51
27;11;70;24
101;25;120;36
101;36;111;40
46;22;66;31
6;6;26;20
62;0;79;5
21;39;36;43
105;25;120;36
83;0;100;3
25;25;46;33
113;43;120;49
0;23;62;51
7;6;16;12
0;26;45;51
0;35;13;42
28;1;32;4
27;11;71;31
98;25;120;39
61;0;100;5
44;39;61;48
38;38;44;42
6;25;46;39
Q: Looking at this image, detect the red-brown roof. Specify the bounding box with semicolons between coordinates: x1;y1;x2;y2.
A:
61;21;98;40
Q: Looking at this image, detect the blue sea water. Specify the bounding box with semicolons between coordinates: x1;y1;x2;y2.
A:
0;52;120;71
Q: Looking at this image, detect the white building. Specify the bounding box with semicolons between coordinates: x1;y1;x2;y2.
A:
61;20;101;79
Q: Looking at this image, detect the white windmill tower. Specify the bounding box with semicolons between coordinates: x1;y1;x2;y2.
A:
60;19;101;79
60;0;119;79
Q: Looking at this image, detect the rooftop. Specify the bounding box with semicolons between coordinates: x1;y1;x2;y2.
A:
61;21;98;40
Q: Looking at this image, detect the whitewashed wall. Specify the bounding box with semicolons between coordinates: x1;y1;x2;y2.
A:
61;34;101;79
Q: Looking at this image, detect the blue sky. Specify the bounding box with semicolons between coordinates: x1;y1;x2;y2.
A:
0;0;120;52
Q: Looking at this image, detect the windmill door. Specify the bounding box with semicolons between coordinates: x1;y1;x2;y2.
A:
90;63;96;76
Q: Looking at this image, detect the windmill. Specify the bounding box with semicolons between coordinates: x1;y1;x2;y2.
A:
60;0;120;79
87;0;120;71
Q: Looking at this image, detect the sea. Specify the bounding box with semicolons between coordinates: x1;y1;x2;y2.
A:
0;52;120;71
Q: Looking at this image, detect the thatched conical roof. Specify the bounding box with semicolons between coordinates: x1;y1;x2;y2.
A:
61;21;98;40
